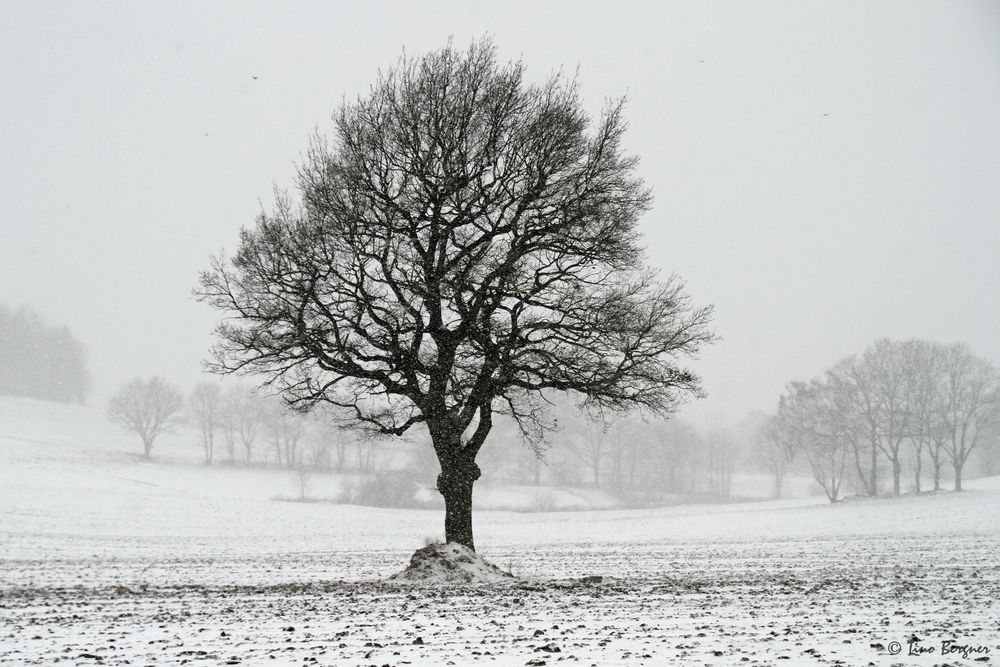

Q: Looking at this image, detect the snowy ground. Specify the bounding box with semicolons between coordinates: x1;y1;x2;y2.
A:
1;397;999;666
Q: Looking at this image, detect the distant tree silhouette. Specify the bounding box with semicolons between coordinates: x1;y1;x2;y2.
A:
0;304;91;404
769;338;1000;496
189;382;223;464
107;377;183;458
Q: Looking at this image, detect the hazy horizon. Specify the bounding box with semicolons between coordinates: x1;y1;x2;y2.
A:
3;1;999;428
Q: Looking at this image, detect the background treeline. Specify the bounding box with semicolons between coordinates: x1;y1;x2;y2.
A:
108;378;375;472
0;304;90;403
759;339;1000;502
108;377;761;507
7;302;994;506
439;396;750;504
101;338;1000;509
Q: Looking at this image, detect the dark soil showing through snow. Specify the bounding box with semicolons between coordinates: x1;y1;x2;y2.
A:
3;535;999;666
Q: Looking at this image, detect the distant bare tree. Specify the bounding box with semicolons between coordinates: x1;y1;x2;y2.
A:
107;377;183;458
704;429;737;498
189;382;222;464
775;338;998;497
197;39;715;550
353;437;379;472
223;386;261;465
830;355;884;496
978;430;1000;477
906;340;946;492
308;404;353;471
608;417;644;491
938;343;1000;491
925;417;950;491
331;431;350;472
296;467;313;501
876;340;918;495
778;379;848;503
829;341;928;497
631;419;700;497
754;414;796;499
218;393;239;463
566;406;608;489
263;398;307;469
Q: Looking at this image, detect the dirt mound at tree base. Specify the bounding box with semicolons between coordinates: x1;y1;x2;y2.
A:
389;542;515;583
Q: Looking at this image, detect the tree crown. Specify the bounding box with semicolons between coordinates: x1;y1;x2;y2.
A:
198;39;715;453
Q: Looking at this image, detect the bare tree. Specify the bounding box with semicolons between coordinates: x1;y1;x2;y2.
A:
630;418;700;498
223;386;261;465
309;403;357;471
906;340;946;493
926;417;950;491
754;414;796;499
330;434;349;471
107;377;183;458
855;339;917;496
197;39;715;550
353;437;379;472
938;343;1000;491
564;401;609;489
263;398;307;469
218;389;239;463
704;429;737;498
296;467;313;501
778;379;849;503
978;428;1000;477
189;382;222;464
607;417;644;491
830;355;883;496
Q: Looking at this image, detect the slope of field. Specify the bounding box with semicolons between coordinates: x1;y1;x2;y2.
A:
2;396;998;666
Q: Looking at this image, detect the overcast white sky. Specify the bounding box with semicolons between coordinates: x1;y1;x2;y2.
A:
2;1;998;427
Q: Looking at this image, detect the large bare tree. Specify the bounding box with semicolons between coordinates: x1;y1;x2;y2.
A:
198;40;715;550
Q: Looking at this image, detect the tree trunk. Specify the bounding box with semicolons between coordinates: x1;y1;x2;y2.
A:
335;441;347;472
869;438;878;495
142;437;153;459
892;459;901;496
437;460;481;551
954;462;963;492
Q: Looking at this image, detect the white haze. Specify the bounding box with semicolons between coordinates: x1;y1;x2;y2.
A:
1;1;999;426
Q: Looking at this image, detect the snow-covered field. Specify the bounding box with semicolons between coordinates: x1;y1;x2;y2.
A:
2;397;999;666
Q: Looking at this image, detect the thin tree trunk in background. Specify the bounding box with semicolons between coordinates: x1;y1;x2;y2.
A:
870;438;878;495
